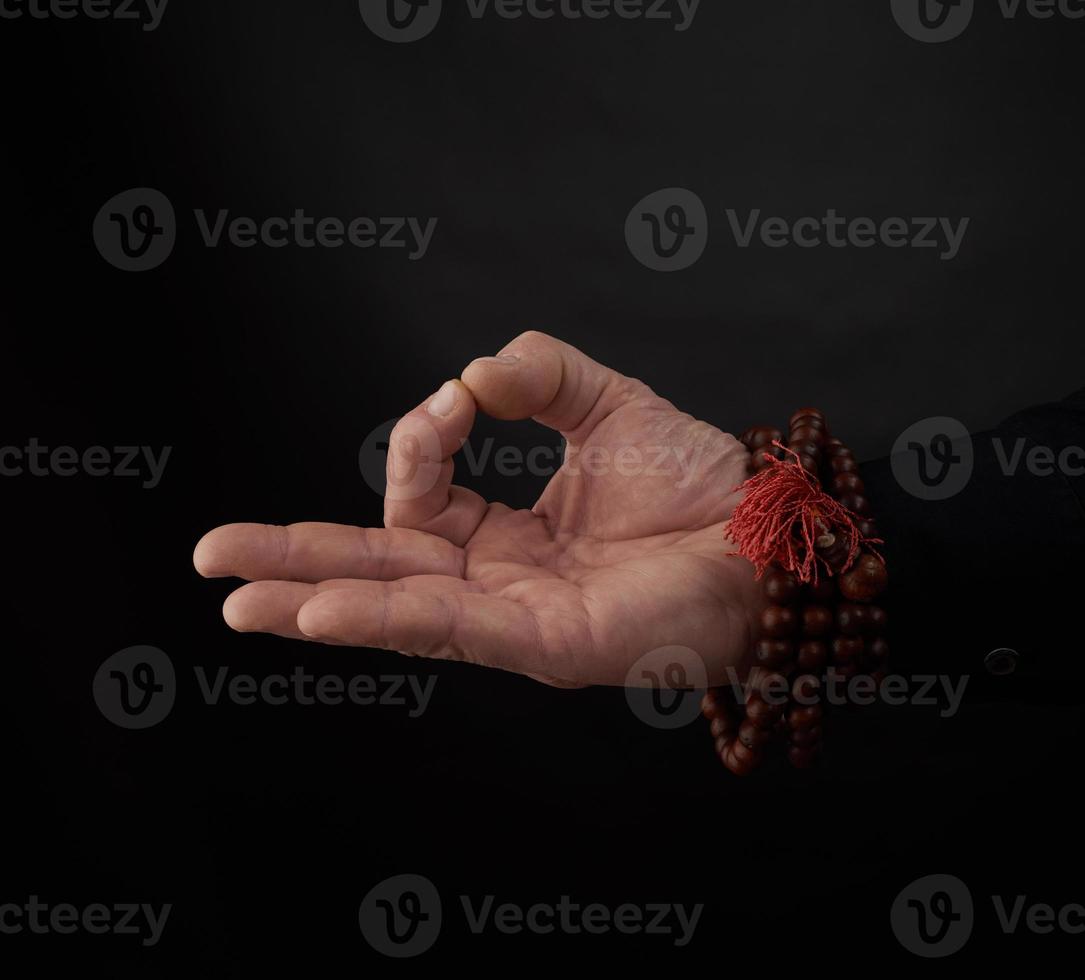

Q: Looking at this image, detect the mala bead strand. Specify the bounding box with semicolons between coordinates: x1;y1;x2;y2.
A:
707;408;888;775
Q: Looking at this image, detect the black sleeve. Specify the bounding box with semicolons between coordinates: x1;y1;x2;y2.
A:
859;387;1085;702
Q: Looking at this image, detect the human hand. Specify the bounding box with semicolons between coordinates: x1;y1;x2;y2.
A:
193;332;762;687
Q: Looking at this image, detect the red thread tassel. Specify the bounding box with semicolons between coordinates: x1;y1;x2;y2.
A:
727;443;881;583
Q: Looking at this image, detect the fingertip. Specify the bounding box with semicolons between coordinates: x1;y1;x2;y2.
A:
296;590;341;640
426;378;472;418
222;585;255;632
461;346;561;421
193;528;228;578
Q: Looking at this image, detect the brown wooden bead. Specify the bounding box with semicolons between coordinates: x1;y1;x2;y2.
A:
866;637;890;662
788;744;821;769
714;734;734;756
790;413;827;432
738;719;773;750
836;603;871;635
710;714;737;738
801;604;833;637
867;605;887;632
792;674;821;701
701;690;725;720
789;407;826;428
725;749;758;776
756;639;793;668
831;471;864;494
798;454;819;475
745;694;784;727
748;427;784;450
826;442;853;458
797;640;829;671
764;569;800;604
857;519;879;539
730;736;762;768
837;491;871;515
790;425;827;448
790;725;822;747
838;553;888;602
788;703;823;728
815;533;851;572
830;455;859;474
789;439;822;460
760;605;798;638
751;449;783;472
831;635;864;662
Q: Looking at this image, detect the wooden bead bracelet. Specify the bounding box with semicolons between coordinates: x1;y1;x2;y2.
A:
703;408;889;776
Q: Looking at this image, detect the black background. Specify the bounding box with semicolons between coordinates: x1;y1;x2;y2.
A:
3;0;1083;973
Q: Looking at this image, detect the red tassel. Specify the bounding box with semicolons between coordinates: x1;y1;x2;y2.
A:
727;443;881;583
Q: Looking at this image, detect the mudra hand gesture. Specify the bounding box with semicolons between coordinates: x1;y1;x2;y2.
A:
194;332;762;688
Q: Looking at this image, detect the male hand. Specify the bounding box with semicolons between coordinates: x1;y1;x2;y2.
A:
194;332;762;687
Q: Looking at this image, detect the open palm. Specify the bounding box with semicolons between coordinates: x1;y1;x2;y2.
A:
194;332;762;687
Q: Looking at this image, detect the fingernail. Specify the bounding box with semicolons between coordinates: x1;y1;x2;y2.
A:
480;354;520;364
427;380;458;417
